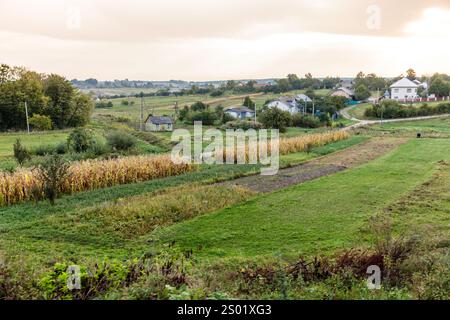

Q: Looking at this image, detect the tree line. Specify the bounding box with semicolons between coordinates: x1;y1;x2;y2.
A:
0;64;93;131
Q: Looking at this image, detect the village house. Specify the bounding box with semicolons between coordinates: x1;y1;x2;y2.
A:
267;97;300;114
145;116;174;132
295;94;312;103
390;78;420;100
331;87;355;100
224;106;255;119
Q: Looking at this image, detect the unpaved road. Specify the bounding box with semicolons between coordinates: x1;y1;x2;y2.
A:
221;137;407;193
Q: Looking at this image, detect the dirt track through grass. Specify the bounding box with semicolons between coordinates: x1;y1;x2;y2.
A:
222;137;407;193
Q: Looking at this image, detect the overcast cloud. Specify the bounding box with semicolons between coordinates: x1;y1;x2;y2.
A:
0;0;449;80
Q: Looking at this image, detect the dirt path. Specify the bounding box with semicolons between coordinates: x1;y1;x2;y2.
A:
221;137;407;193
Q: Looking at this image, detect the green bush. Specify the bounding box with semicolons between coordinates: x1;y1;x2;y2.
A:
29;114;53;131
221;120;263;130
32;144;58;156
67;128;95;153
13;139;31;165
185;110;218;126
106;131;137;151
292;114;321;128
365;101;450;119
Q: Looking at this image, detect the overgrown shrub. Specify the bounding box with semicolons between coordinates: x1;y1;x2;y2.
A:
221;120;263;130
106;131;137;151
13;139;31;165
39;154;70;205
67;128;95;153
292;114;321;128
28;114;52;131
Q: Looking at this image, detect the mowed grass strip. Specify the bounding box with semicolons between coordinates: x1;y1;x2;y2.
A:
154;138;450;260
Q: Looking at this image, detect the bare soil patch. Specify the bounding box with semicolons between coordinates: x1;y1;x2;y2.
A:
221;137;408;193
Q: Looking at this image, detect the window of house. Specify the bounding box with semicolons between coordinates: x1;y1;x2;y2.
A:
394;89;399;93
407;89;412;93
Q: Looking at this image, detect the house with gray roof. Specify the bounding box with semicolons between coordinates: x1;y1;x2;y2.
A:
224;106;255;120
145;116;174;132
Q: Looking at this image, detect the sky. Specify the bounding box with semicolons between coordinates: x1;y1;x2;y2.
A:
0;0;449;81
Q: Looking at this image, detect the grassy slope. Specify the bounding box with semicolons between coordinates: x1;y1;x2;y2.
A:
0;136;365;266
155;139;450;261
0;131;69;158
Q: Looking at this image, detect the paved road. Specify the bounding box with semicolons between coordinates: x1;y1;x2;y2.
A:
339;105;450;131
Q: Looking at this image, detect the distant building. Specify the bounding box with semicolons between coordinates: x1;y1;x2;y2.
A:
390;78;419;100
267;97;300;114
331;87;355;100
295;94;312;103
145;116;174;132
224;106;255;120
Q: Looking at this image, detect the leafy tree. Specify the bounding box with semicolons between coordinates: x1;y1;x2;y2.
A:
276;79;290;93
190;101;208;112
258;108;292;133
354;84;371;101
243;96;256;111
406;68;417;81
44;74;75;129
29;114;52;131
429;76;450;97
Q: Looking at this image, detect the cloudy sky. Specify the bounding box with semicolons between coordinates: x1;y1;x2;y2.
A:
0;0;449;80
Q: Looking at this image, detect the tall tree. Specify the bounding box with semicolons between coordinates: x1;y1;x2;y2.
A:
44;74;75;128
406;68;417;81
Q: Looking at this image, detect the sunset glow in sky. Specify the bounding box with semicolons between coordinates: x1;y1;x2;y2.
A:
0;0;449;80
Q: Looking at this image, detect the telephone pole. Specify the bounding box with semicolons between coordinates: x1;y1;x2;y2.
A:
140;92;144;131
24;101;30;134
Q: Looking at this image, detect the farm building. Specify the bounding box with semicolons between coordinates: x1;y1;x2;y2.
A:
390;78;419;100
145;116;174;132
224;106;255;119
331;87;355;100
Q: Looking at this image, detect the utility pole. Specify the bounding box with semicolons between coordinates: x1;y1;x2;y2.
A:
312;98;315;116
140;92;144;131
24;101;30;134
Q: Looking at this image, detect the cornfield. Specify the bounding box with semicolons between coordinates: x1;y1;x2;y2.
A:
219;130;350;162
279;131;350;155
0;130;349;207
0;155;193;207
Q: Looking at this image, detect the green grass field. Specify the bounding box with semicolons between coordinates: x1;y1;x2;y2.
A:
94;89;332;121
371;117;450;135
154;139;450;260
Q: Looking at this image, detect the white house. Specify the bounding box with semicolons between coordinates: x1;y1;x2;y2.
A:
390;78;419;100
224;106;255;120
267;97;299;115
295;94;312;103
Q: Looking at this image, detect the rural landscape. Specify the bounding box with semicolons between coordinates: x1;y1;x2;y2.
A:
0;0;449;305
